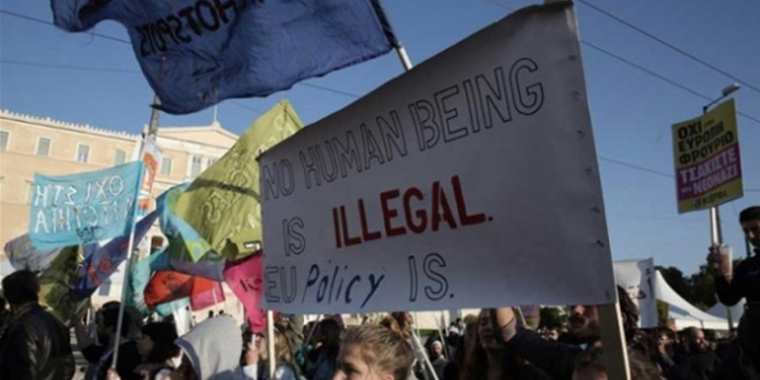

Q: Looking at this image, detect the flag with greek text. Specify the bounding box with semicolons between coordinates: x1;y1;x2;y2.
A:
28;162;143;251
173;101;302;261
51;0;398;114
72;210;159;296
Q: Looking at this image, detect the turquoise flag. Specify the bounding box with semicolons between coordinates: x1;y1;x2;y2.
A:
155;298;190;318
29;162;143;250
157;184;213;262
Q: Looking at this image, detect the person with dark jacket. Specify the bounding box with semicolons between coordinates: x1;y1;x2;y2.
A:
428;340;448;380
671;327;719;380
0;295;10;339
76;301;142;380
0;269;75;379
489;288;661;379
458;310;551;380
709;205;760;378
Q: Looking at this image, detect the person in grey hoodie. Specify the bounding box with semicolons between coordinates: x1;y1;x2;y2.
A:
175;315;244;380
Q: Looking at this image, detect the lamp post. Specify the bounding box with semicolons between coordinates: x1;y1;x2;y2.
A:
703;83;740;333
702;83;739;248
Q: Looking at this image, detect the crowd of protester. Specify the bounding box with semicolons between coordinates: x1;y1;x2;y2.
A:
0;206;757;379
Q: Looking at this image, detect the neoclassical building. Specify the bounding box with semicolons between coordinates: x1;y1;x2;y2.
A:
0;109;238;253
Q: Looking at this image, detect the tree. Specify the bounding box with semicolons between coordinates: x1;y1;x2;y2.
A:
656;300;670;326
689;264;717;309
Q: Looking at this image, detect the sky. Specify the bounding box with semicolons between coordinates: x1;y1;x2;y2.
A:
1;0;758;275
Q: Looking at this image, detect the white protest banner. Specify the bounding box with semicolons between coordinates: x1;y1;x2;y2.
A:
259;2;616;314
614;259;657;328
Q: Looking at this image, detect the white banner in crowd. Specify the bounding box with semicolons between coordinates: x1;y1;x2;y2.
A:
614;259;658;328
259;2;616;313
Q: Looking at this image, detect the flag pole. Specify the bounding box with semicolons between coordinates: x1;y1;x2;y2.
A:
395;45;414;71
111;96;161;369
109;191;141;369
267;310;276;378
411;328;440;380
437;312;449;358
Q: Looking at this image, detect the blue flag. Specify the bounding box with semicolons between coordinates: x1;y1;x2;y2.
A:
73;210;159;296
4;234;64;272
51;0;398;114
29;162;144;250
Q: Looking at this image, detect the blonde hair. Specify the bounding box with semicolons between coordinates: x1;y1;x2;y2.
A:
341;325;414;380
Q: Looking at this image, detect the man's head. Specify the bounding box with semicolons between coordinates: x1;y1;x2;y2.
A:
430;340;444;359
333;325;414;380
2;270;39;308
543;328;559;341
685;327;710;353
566;304;600;341
740;206;760;248
96;302;131;341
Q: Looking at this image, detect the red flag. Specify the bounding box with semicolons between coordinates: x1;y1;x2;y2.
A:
144;270;224;310
223;252;266;333
144;271;193;308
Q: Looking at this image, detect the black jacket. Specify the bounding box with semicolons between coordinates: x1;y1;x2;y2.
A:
715;252;760;305
504;328;582;379
0;303;75;380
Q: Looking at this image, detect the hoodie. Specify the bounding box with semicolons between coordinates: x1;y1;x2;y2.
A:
175;315;243;379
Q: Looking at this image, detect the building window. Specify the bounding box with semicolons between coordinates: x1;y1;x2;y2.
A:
0;130;8;152
77;144;90;163
36;137;51;156
114;149;126;165
207;157;217;168
191;155;203;177
160;157;172;176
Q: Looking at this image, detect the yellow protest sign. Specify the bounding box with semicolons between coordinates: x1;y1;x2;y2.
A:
672;99;743;213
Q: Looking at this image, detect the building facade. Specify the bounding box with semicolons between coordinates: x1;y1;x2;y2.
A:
0;108;238;263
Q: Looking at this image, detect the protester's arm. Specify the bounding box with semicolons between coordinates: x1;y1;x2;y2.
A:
492;308;581;379
710;247;744;306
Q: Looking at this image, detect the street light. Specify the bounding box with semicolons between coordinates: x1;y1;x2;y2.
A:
703;83;741;113
722;83;741;97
